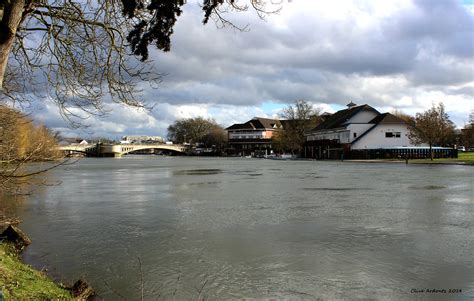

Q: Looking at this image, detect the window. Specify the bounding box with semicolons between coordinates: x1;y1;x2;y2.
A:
385;132;401;138
353;133;357;138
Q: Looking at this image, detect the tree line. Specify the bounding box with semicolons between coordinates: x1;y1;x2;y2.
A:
166;101;473;159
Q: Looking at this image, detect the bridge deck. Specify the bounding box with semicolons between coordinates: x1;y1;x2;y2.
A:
60;143;187;157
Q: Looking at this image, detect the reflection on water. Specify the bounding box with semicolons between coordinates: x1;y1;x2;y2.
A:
173;169;223;176
303;187;372;191
409;185;447;190
8;157;474;300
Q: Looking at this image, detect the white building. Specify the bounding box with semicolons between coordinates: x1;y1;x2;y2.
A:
304;103;447;159
350;113;413;149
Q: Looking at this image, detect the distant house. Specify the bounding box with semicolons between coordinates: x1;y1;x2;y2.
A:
226;117;282;156
59;138;89;146
304;103;455;159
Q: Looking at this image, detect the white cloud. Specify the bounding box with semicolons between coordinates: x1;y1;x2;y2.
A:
28;0;474;136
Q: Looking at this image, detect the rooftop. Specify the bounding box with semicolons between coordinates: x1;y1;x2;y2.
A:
312;104;380;131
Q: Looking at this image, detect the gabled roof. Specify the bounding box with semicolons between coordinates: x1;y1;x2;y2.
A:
311;104;379;131
368;113;406;125
351;113;408;144
226;117;281;130
255;117;281;129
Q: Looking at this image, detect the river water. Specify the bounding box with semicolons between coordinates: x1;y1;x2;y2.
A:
8;157;474;300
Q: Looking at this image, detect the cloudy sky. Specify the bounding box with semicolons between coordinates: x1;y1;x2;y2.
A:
34;0;474;139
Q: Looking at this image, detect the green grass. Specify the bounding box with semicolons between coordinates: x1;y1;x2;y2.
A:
459;151;474;161
0;243;73;300
409;151;474;165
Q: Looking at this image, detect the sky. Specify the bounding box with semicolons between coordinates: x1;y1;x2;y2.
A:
31;0;474;139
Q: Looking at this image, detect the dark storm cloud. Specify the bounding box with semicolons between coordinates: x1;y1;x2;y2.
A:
144;0;472;109
32;0;473;137
446;86;474;97
388;0;474;58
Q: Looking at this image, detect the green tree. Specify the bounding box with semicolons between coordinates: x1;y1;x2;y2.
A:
277;100;322;155
409;102;456;160
167;117;222;145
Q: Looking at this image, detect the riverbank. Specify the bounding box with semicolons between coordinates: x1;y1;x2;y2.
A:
0;221;93;300
407;152;474;165
0;242;73;300
345;158;474;165
309;151;474;165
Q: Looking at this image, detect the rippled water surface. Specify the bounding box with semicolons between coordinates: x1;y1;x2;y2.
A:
11;157;474;300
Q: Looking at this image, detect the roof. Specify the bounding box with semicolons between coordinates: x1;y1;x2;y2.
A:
368;113;406;125
351;113;408;144
311;104;379;131
226;117;281;130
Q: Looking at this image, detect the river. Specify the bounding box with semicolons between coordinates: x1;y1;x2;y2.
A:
8;157;474;300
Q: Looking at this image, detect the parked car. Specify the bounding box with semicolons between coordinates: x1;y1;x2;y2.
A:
457;146;466;152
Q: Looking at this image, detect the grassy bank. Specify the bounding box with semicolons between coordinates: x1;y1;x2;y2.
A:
0;243;73;300
409;152;474;165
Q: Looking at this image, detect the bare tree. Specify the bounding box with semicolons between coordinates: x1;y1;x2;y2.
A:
1;1;280;119
409;102;456;160
1;0;163;124
277;100;321;155
391;109;415;126
459;110;474;149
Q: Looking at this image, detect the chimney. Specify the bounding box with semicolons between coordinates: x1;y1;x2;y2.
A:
347;101;357;108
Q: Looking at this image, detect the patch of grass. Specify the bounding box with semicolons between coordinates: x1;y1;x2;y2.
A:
459;151;474;162
409;151;474;165
0;243;73;300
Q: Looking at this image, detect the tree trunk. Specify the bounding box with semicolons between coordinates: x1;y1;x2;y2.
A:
0;0;25;90
430;143;433;161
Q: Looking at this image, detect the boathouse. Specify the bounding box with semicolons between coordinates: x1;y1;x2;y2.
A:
304;103;456;159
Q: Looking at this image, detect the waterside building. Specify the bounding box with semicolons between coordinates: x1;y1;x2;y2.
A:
226;117;282;156
304;103;456;159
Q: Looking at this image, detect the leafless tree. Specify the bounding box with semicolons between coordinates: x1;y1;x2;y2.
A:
408;102;456;160
458;110;474;149
276;100;322;155
0;1;280;122
1;0;164;125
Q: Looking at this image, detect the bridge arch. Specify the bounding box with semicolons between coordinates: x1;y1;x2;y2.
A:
116;144;187;156
59;145;98;156
59;143;187;157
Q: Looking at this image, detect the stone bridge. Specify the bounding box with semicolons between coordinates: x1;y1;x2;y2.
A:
59;143;187;157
